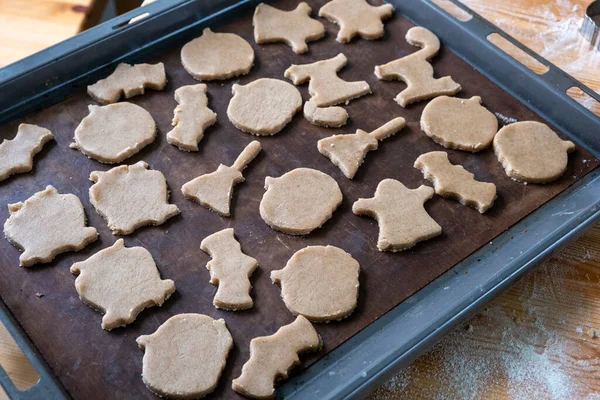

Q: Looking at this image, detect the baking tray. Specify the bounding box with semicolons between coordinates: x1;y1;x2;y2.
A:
0;0;599;399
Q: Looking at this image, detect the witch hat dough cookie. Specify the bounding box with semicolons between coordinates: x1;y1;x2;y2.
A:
318;0;394;43
271;245;360;322
4;186;98;267
375;26;461;107
0;124;53;182
232;315;321;399
70;239;175;330
182;141;261;217
137;314;233;399
353;179;441;252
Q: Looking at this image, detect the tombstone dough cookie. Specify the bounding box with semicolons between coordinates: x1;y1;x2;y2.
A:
260;168;343;235
375;27;461;107
227;78;302;135
166;84;217;151
89;161;179;235
137;314;233;399
71;103;156;164
70;239;175;330
181;28;254;81
493;121;575;184
318;0;394;43
303;99;348;128
4;186;98;267
87;62;166;104
253;2;325;54
0;123;53;182
353;179;441;252
271;245;359;322
232;315;321;399
421;96;498;152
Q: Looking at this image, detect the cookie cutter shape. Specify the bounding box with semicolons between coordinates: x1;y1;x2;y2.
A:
303;99;348;128
319;0;394;43
0;123;53;182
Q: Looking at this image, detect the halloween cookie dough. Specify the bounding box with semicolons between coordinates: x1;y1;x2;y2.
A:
319;0;394;43
303;99;348;128
0;124;53;182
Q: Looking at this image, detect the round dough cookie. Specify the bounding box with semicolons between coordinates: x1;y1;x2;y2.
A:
227;78;302;135
493;121;575;183
259;168;343;235
271;245;360;322
71;103;156;164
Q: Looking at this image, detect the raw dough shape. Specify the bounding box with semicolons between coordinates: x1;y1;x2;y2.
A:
260;168;343;235
70;239;175;330
318;0;394;43
303;99;348;128
414;151;497;213
200;228;258;310
137;314;233;399
71;103;156;164
0;124;53;182
166;84;217;151
421;96;498;152
182;141;261;216
232;315;321;399
352;179;441;252
87;62;166;104
227;78;302;135
4;186;98;267
89;161;180;235
253;2;325;54
318;117;405;179
181;27;255;81
271;245;360;322
493;121;575;183
374;27;461;107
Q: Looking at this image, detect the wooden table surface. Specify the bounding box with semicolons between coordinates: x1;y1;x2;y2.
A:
0;0;599;399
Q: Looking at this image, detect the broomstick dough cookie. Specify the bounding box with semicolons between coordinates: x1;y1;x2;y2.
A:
166;84;217;151
232;315;321;399
71;103;156;164
375;27;461;107
0;124;53;182
414;151;497;213
87;62;166;104
181;28;254;81
227;78;302;135
271;246;359;322
319;0;394;43
137;314;233;399
4;186;98;267
253;2;325;54
89;161;179;235
260;168;343;235
493;121;575;183
353;179;441;252
70;239;175;330
303;99;348;128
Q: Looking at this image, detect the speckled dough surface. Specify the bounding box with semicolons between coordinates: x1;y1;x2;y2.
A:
303;99;348;128
0;124;53;182
318;0;394;43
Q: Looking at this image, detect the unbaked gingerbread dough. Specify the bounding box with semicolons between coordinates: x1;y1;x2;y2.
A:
319;0;394;43
303;99;348;128
0;124;53;182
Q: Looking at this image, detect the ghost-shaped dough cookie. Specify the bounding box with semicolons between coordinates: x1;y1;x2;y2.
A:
319;0;394;43
0;123;54;182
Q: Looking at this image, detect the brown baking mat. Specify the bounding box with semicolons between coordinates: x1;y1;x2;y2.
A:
0;0;597;398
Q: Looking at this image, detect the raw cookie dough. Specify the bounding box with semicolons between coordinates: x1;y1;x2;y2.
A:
271;245;360;322
493;121;575;183
200;228;258;310
421;96;498;152
232;315;321;399
137;314;233;399
353;179;441;252
70;239;175;330
0;123;53;182
182;141;261;216
166;84;217;151
318;117;405;179
253;2;325;54
374;27;461;107
318;0;394;43
303;99;348;128
89;161;180;235
227;78;302;135
71;103;156;164
87;62;166;104
4;186;98;267
260;168;343;235
414;151;497;213
181;28;254;81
